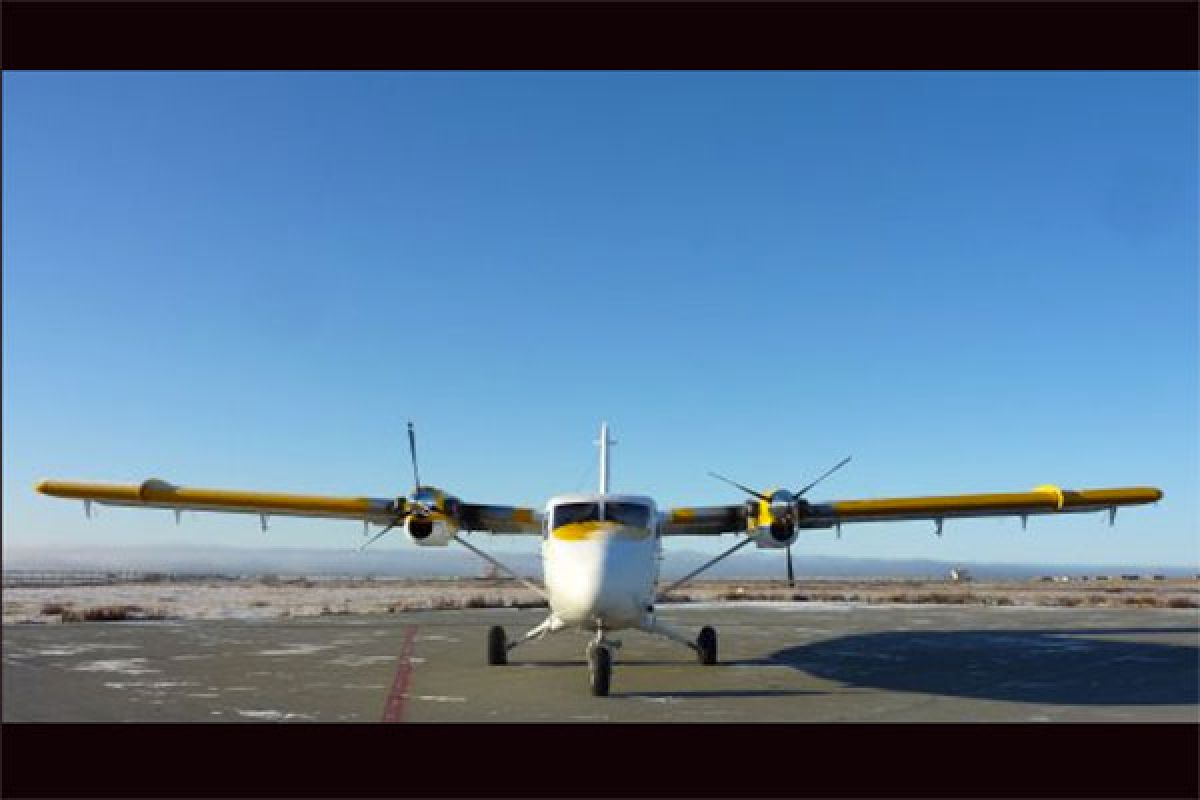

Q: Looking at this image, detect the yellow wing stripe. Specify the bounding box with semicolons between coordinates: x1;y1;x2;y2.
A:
668;508;697;523
827;486;1162;520
36;479;382;516
1033;484;1065;510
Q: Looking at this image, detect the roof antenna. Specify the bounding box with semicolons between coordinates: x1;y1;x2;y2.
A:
595;421;616;495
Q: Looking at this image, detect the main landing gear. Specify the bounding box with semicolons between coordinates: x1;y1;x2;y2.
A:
487;625;508;666
486;620;718;697
697;625;718;665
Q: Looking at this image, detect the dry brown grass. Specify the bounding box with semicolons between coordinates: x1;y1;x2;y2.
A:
60;605;169;622
13;577;1192;623
650;581;1200;610
1120;595;1160;608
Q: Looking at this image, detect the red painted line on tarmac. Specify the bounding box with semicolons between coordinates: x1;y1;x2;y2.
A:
381;624;420;723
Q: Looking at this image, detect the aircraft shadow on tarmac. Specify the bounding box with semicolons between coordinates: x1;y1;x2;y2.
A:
762;626;1200;706
515;659;696;668
617;689;819;699
513;659;827;697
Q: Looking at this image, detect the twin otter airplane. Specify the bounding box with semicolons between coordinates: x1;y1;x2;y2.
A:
37;422;1163;696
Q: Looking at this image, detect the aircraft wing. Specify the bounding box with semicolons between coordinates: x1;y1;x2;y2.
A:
661;485;1163;535
804;486;1162;526
458;503;542;535
661;505;748;536
35;479;542;534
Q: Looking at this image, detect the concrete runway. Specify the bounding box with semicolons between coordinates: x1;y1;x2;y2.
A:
4;603;1197;722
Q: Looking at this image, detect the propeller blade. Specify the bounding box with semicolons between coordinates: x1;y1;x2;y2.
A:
786;544;795;588
707;471;769;501
795;455;852;497
407;421;421;490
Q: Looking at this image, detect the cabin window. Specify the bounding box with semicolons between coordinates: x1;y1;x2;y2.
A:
552;502;600;529
605;502;651;528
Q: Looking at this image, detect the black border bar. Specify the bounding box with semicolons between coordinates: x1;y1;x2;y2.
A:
3;723;1199;798
2;1;1198;70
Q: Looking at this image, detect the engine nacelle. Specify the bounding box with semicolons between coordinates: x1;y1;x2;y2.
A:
406;516;459;547
752;521;797;549
748;490;799;548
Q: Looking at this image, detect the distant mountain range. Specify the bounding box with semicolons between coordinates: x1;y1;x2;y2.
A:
3;544;1195;580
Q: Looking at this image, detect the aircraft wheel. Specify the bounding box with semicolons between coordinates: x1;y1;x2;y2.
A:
588;646;612;696
487;625;508;665
697;626;717;665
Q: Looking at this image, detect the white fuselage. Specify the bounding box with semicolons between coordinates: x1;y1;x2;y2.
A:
541;493;661;631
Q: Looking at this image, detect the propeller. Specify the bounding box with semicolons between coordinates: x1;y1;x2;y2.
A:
706;455;853;588
407;420;421;491
794;455;852;497
361;421;424;551
788;455;851;587
707;471;769;501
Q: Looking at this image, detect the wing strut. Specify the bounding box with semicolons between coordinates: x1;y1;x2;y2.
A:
658;536;755;598
451;534;549;601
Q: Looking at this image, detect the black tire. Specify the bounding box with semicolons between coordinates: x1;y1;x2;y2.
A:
487;625;507;665
697;626;717;665
589;646;612;696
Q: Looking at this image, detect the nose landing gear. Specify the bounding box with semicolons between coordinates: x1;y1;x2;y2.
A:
586;629;621;696
587;645;612;696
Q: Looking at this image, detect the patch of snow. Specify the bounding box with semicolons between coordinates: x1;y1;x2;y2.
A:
257;644;334;656
235;709;316;721
37;644;140;656
74;658;159;675
669;601;860;612
327;654;395;667
102;680;199;689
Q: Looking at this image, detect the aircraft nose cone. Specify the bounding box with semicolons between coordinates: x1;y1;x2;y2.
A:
545;538;651;627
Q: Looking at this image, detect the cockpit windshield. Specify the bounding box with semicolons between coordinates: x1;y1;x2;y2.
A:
604;502;651;528
552;502;599;529
551;501;651;530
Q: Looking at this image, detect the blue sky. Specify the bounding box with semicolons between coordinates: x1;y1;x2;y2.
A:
4;72;1196;567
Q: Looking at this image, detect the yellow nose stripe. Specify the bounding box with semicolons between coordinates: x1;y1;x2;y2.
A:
551;520;617;541
551;521;652;541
